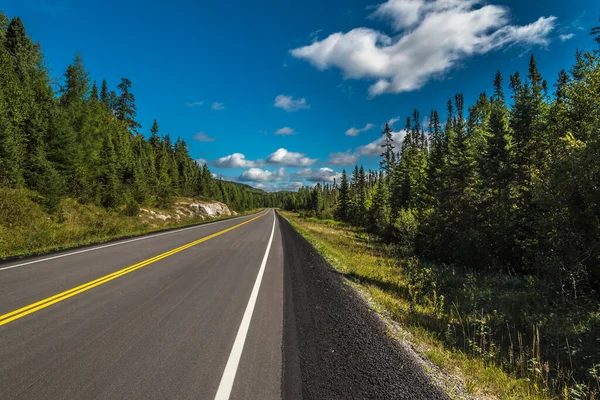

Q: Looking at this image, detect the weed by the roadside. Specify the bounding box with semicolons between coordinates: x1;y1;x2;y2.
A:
280;211;600;400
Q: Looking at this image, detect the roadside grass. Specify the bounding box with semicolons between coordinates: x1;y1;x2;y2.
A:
0;188;262;260
279;211;599;400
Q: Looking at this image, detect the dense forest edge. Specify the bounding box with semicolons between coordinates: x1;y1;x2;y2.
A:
0;13;289;258
281;18;600;399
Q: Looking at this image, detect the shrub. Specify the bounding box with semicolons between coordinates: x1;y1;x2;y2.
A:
123;200;140;217
391;208;418;256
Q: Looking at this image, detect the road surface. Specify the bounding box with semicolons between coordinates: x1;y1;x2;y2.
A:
0;209;447;399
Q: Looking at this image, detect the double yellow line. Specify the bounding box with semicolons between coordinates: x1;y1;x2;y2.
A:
0;211;268;327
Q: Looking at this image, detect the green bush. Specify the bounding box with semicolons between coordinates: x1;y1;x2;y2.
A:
391;208;418;256
123;200;140;217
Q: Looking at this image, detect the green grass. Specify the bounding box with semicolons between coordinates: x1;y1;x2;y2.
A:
279;211;599;400
0;188;262;260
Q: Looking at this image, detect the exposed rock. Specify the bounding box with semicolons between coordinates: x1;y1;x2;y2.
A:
139;200;235;225
178;201;236;217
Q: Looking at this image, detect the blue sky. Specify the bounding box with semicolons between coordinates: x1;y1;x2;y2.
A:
3;0;600;191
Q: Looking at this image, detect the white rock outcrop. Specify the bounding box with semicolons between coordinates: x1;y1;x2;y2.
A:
184;201;235;217
140;200;236;225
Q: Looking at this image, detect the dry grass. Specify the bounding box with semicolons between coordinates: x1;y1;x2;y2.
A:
0;188;261;260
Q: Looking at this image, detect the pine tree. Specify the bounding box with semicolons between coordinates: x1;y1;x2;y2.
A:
100;79;109;107
116;78;141;132
60;54;90;108
426;109;445;208
99;132;120;208
369;178;390;235
90;80;98;102
379;122;395;181
336;170;350;221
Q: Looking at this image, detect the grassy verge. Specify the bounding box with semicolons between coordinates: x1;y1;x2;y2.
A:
0;188;262;260
279;211;596;400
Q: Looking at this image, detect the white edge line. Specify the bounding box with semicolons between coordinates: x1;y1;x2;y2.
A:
0;211;264;272
213;210;276;400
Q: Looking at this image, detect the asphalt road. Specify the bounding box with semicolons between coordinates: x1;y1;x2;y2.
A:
0;209;447;399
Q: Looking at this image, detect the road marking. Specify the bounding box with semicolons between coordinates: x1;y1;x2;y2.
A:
0;211;269;327
0;211;264;273
214;211;276;400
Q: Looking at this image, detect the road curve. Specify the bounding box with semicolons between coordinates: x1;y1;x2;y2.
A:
0;209;447;399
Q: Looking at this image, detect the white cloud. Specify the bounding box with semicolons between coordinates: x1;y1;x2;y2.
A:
388;116;401;127
291;0;556;95
186;101;204;106
345;123;374;136
253;181;305;192
213;153;257;168
266;148;317;167
356;129;406;156
195;158;207;166
274;95;311;112
275;127;295;136
296;167;342;182
211;102;225;110
239;167;286;182
328;150;360;166
193;132;216;142
559;33;574;42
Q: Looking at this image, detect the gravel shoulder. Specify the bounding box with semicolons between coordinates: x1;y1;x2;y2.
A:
279;213;449;400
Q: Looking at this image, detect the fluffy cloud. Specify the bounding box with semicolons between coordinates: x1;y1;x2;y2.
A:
266;148;316;167
274;95;311;112
356;129;406;156
296;168;342;182
275;127;295;136
253;181;305;192
213;153;256;168
211;102;225;110
291;0;556;95
193;132;216;142
195;158;207;166
345;123;374;136
328;150;360;166
559;33;574;42
239;167;286;182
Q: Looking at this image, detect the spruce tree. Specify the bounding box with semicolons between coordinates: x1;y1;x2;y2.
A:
379;122;395;181
336;170;350;221
99;132;120;208
116;78;141;132
100;79;109;107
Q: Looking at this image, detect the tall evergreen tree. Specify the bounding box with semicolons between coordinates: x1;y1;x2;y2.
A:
100;79;109;107
336;170;350;221
116;78;141;132
379;122;395;181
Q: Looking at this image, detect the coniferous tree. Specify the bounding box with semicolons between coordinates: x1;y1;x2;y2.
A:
336;170;350;221
99;132;120;208
116;78;141;132
90;80;98;102
379;122;395;181
100;79;109;107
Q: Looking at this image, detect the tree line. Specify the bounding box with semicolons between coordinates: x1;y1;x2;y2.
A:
286;24;600;302
0;13;279;213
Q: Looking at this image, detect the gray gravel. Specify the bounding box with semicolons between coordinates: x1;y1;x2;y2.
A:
279;213;449;399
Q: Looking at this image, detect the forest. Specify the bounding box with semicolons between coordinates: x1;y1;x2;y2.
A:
284;20;600;394
0;13;280;214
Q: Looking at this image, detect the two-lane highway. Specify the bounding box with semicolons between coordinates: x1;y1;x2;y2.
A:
1;208;449;400
0;209;283;400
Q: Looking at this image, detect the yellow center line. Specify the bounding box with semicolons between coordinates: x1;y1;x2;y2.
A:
0;211;269;327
